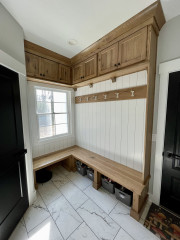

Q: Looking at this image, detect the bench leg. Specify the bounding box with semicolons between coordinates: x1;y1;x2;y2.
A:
130;187;148;221
63;156;76;172
93;170;101;190
34;170;38;190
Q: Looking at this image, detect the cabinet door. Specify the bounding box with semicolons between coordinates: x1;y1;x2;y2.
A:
98;43;118;75
40;58;58;81
73;62;84;84
84;55;97;80
25;53;40;77
58;65;71;84
118;27;147;68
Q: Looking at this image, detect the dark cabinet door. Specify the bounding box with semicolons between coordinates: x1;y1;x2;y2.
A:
160;71;180;215
0;65;29;240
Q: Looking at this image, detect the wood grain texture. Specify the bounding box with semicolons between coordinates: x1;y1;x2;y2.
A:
40;58;58;81
75;85;147;103
58;64;71;84
24;40;71;66
71;1;165;65
143;25;157;183
33;145;148;195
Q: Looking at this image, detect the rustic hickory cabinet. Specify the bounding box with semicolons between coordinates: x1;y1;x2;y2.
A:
73;54;97;83
98;27;147;75
25;53;40;77
40;58;58;81
58;64;71;84
98;43;119;75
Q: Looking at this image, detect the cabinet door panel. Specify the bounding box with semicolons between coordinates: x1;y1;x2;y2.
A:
98;43;118;75
118;27;147;68
25;53;40;77
73;63;84;84
40;58;58;81
58;65;71;84
84;55;97;80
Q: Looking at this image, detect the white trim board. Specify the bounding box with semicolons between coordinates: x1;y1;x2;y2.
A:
152;58;180;205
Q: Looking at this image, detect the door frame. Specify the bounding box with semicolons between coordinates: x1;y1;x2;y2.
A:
0;50;36;205
153;58;180;205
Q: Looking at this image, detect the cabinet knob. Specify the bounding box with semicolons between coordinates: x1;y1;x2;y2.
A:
40;73;42;76
114;64;117;67
118;63;120;66
43;74;45;77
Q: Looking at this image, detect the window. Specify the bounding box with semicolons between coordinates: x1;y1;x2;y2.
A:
35;88;69;139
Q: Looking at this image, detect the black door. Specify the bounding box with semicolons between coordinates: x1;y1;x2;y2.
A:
160;71;180;215
0;65;29;240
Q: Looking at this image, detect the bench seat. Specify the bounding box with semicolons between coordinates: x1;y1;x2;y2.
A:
33;145;149;220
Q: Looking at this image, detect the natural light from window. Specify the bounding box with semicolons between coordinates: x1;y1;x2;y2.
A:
35;88;69;139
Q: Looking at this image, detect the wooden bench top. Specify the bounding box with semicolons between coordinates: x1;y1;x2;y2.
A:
33;146;147;195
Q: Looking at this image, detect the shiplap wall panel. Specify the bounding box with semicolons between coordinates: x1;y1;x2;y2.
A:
75;70;147;172
28;81;75;158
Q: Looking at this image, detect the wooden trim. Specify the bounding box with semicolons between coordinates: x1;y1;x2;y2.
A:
24;40;71;66
143;25;157;183
72;61;149;88
71;1;165;65
75;85;147;104
27;77;73;88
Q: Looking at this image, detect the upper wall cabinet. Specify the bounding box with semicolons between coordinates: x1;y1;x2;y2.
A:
25;53;40;77
40;58;58;81
73;62;84;84
98;43;118;75
84;55;97;80
98;27;147;75
58;64;71;84
118;27;147;68
73;54;97;83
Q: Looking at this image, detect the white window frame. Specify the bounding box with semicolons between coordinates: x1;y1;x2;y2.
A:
34;86;72;141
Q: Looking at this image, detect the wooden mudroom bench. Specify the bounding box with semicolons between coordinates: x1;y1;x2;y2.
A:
33;145;149;220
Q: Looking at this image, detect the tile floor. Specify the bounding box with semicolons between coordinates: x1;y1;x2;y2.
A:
9;165;157;240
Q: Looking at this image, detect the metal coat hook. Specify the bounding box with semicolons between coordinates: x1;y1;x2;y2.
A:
131;90;135;97
103;94;107;100
115;93;119;98
79;97;82;102
86;97;89;102
93;96;97;100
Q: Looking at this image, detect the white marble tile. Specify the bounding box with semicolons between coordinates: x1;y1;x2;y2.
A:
77;199;120;240
67;222;98;240
38;181;62;205
52;173;70;189
48;195;83;239
28;217;63;240
84;185;118;214
114;228;134;240
24;193;50;232
9;218;28;240
67;172;92;190
109;203;158;240
59;182;88;210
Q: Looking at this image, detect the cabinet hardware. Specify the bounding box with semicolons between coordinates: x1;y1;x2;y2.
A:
118;63;120;65
43;74;45;77
40;73;42;76
114;64;117;67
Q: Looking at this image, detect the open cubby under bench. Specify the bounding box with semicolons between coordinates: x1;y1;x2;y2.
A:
33;146;150;221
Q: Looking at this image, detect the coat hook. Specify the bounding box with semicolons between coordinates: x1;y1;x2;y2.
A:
131;90;135;97
89;83;93;88
103;94;107;100
79;97;82;102
86;97;89;102
93;96;97;100
115;93;119;98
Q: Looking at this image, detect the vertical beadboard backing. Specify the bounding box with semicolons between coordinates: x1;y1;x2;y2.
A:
75;70;147;172
28;81;75;158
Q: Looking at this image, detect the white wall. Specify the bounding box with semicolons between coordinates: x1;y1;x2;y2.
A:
149;15;180;195
75;70;147;172
28;81;75;158
0;3;25;65
0;4;35;204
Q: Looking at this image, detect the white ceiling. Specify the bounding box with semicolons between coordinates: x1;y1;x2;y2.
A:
1;0;180;58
